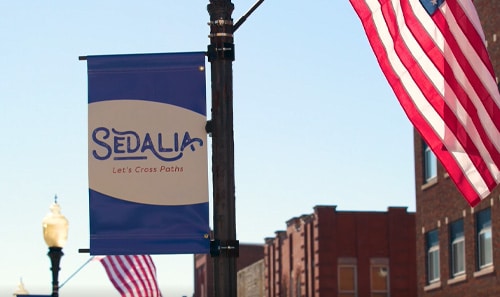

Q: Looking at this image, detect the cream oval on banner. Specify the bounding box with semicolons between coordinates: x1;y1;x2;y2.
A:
88;99;208;206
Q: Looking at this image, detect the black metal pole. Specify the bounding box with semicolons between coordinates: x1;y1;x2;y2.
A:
207;1;237;297
47;247;63;297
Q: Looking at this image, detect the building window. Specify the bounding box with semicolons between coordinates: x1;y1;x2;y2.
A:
338;261;357;297
450;219;465;277
423;142;437;182
370;258;389;297
426;229;440;283
477;208;492;269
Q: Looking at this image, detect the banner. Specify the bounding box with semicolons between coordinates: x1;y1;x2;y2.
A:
87;52;209;255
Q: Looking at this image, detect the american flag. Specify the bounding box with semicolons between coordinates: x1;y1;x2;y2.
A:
350;0;500;206
99;255;162;297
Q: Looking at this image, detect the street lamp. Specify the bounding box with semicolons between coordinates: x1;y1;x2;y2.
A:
42;196;69;297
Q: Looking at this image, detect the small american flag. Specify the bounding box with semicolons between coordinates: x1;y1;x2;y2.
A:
99;255;162;297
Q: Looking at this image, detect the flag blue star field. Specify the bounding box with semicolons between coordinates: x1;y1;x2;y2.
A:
350;0;500;206
419;0;445;15
86;52;210;254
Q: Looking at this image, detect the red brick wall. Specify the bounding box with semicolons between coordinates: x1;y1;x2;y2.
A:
475;0;500;79
415;132;500;297
264;232;287;297
265;206;416;297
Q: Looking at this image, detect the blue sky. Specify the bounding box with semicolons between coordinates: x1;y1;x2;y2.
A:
0;1;415;296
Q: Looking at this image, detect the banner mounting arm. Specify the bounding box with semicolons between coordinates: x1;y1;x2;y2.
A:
233;0;265;32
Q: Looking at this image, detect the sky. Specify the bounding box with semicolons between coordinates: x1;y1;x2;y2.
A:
0;1;415;296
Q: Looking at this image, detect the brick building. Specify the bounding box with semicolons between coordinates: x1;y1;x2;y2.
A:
414;1;500;296
476;0;500;75
193;243;264;297
264;206;416;297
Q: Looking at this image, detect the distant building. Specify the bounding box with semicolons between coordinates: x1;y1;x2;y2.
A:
193;243;264;297
238;259;265;297
12;279;29;297
264;206;416;297
414;1;500;296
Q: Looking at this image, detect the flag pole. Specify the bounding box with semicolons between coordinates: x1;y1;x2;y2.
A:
207;1;237;296
59;256;95;289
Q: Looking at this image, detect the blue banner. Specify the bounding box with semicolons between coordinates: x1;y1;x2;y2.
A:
87;52;209;255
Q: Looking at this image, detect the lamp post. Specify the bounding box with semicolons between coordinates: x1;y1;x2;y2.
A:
42;196;69;297
207;1;237;297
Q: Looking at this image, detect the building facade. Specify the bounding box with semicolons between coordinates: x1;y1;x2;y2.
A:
264;206;416;297
193;243;264;297
475;0;500;75
414;2;500;296
237;259;265;297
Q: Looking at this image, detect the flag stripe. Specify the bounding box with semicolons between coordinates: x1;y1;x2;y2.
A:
350;0;500;205
135;254;157;295
422;1;500;188
408;1;500;167
99;255;162;297
109;256;137;296
132;256;153;295
101;256;131;296
446;0;494;76
120;256;145;295
434;3;500;118
143;255;158;294
406;1;499;191
388;0;499;185
375;0;489;201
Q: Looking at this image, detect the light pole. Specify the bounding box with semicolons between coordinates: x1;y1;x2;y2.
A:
207;1;237;297
207;1;264;296
42;196;69;297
